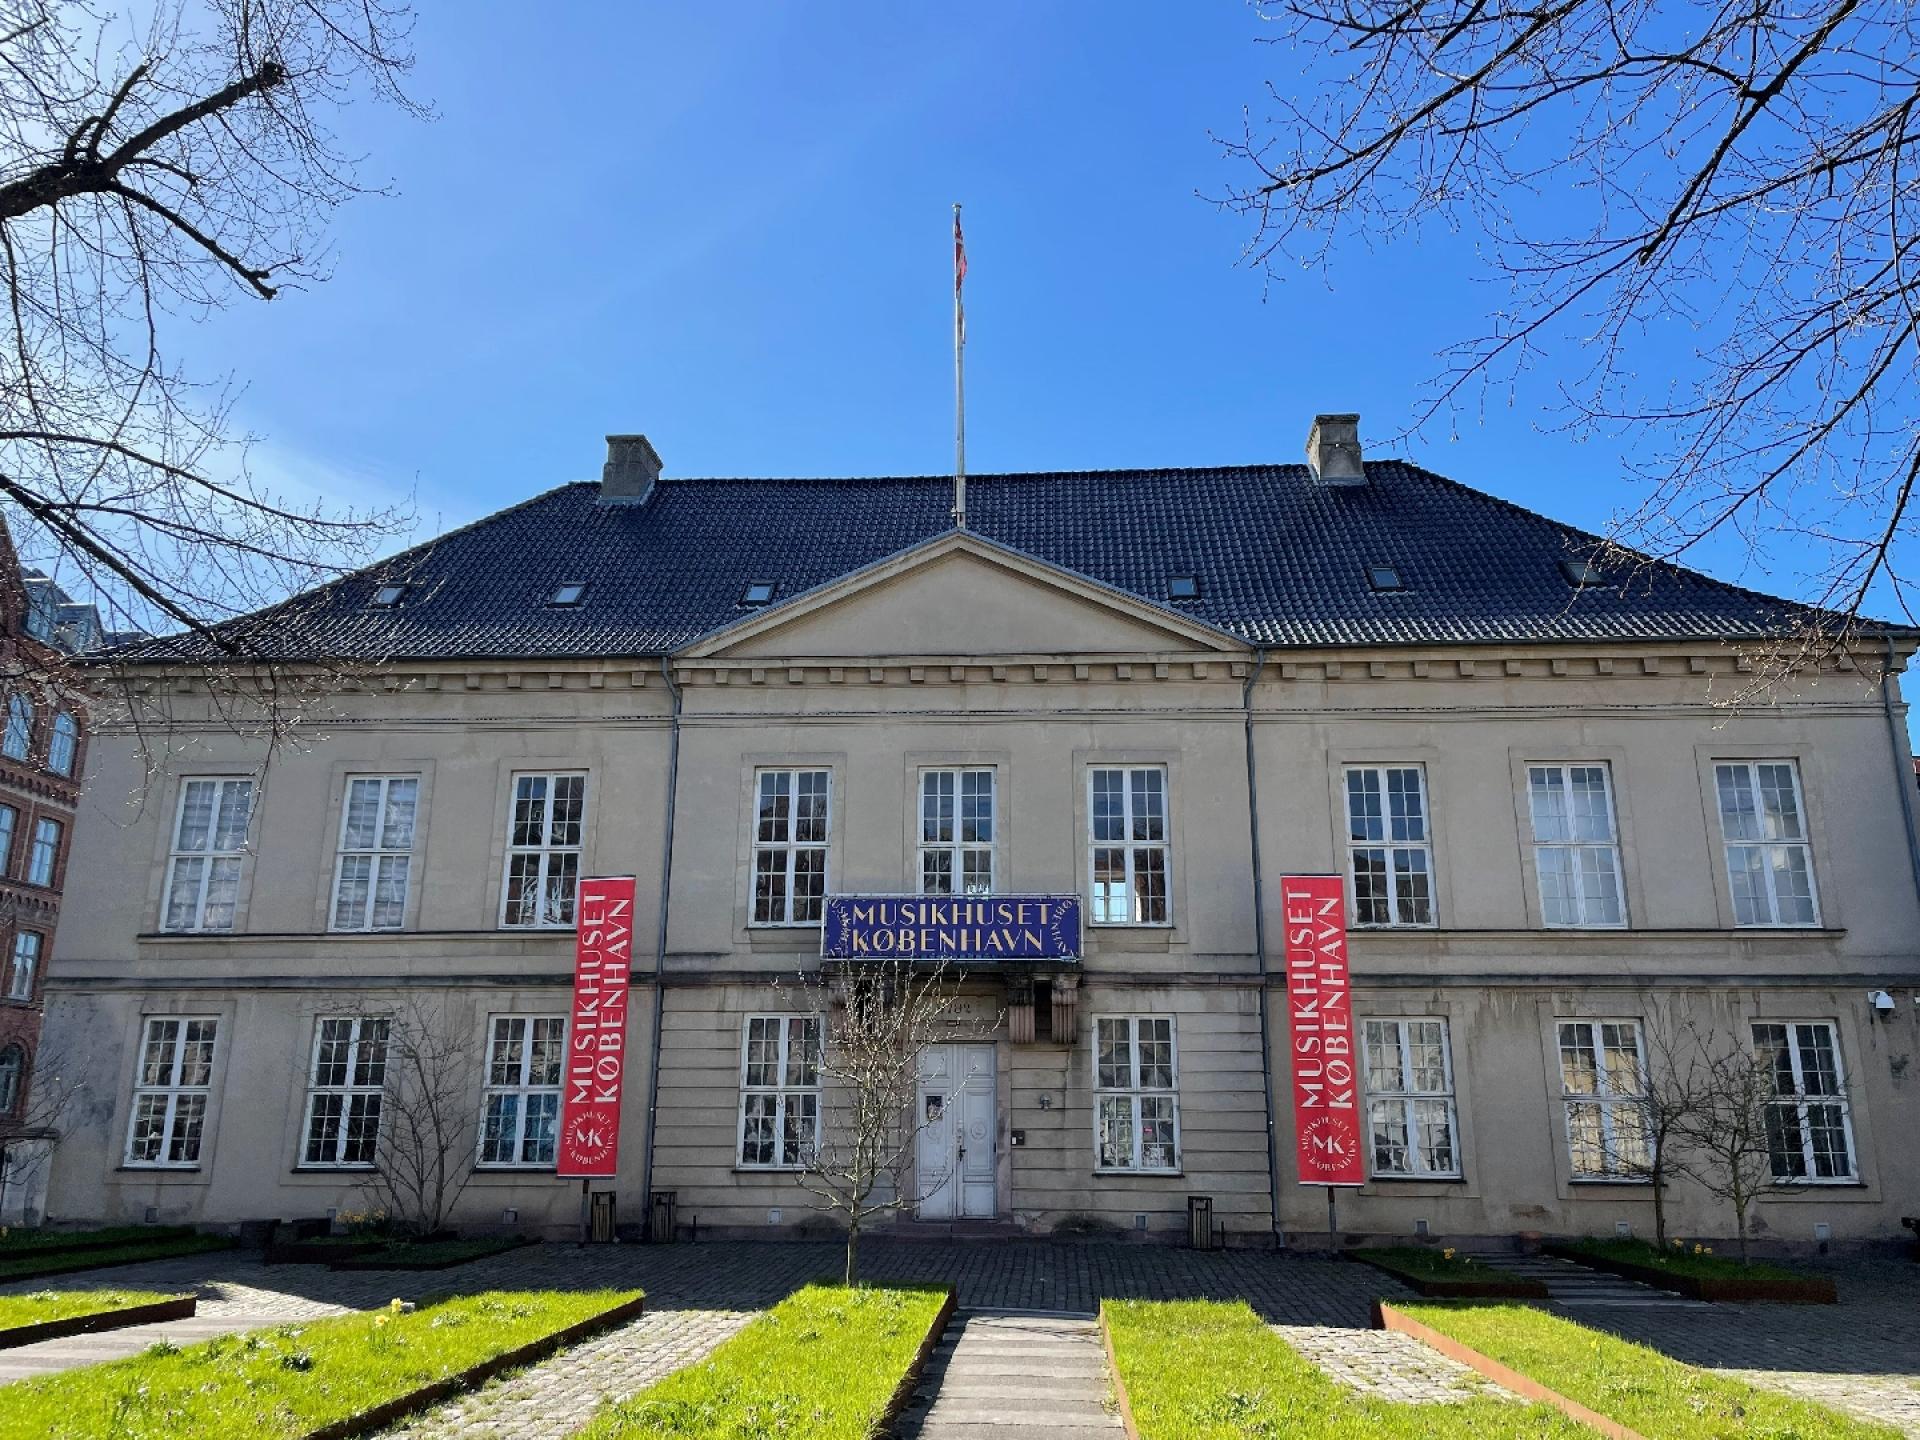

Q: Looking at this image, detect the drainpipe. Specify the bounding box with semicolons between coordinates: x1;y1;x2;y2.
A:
1242;648;1284;1246
1879;636;1920;907
636;654;683;1238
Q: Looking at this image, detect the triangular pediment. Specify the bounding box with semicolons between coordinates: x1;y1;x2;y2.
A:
683;533;1243;660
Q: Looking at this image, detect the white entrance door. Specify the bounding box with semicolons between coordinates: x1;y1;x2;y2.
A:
915;1043;997;1219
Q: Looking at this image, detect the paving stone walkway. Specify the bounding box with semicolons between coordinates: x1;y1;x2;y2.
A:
374;1304;755;1439
0;1238;1910;1436
899;1310;1122;1440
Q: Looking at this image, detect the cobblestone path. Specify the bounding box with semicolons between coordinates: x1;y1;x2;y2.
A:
373;1304;755;1439
0;1238;1909;1435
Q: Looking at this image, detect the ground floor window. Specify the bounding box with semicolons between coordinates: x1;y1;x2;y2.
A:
1753;1021;1856;1181
1362;1017;1459;1178
1093;1015;1178;1172
479;1015;565;1167
738;1015;821;1168
125;1016;218;1167
301;1015;389;1167
1556;1018;1649;1178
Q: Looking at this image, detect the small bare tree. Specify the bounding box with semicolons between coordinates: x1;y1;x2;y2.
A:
1674;1028;1792;1265
780;956;991;1285
1625;1013;1724;1250
0;1028;89;1223
356;996;480;1239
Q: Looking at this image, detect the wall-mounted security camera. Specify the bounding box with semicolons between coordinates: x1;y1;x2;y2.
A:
1868;989;1896;1018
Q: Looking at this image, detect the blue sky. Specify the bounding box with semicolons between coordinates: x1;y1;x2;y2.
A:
186;3;1808;605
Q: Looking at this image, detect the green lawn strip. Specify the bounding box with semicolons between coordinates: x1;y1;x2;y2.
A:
0;1234;236;1282
1101;1298;1592;1439
0;1288;639;1440
0;1225;196;1255
1553;1237;1808;1285
335;1236;533;1269
1355;1246;1548;1296
0;1289;180;1331
1400;1301;1900;1440
578;1283;951;1440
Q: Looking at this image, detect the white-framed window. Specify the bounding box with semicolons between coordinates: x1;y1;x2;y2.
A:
1753;1021;1856;1182
161;778;253;932
737;1014;821;1168
1088;767;1170;925
7;931;40;1002
46;712;76;777
0;1044;21;1114
479;1015;565;1167
1093;1015;1179;1172
1714;761;1819;926
300;1016;389;1167
919;768;995;895
1;696;29;761
124;1016;218;1167
331;776;419;931
1527;764;1626;927
0;803;18;878
26;817;58;887
1344;765;1434;927
1362;1018;1460;1178
500;772;586;929
751;769;830;925
1557;1018;1649;1179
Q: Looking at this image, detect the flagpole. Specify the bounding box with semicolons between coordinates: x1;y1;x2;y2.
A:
952;202;967;530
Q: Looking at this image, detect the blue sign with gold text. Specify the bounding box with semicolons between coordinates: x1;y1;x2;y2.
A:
822;894;1081;962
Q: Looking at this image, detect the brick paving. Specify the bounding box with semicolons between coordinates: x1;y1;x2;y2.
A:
0;1238;1910;1435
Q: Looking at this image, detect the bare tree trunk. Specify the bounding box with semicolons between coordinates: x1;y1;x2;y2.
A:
845;1217;859;1287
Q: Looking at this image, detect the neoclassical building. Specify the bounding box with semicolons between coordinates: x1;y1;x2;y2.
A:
38;418;1920;1247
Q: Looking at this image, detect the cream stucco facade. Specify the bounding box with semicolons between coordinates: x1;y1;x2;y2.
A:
39;534;1920;1249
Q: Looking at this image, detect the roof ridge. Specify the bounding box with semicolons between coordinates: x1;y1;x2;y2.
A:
645;462;1303;486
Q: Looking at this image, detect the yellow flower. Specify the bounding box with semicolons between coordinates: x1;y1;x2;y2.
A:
1702;1246;1712;1255
1441;1248;1456;1261
1693;1243;1703;1254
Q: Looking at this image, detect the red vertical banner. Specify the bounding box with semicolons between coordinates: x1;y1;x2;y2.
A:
557;876;636;1178
1282;874;1366;1187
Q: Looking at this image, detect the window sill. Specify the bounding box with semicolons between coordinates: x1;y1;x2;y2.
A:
1368;1173;1466;1185
1568;1177;1654;1187
292;1165;378;1175
732;1164;808;1175
1766;1178;1866;1190
1093;1168;1183;1178
116;1164;201;1174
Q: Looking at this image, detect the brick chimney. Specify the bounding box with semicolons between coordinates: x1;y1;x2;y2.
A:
600;434;663;504
1305;413;1364;485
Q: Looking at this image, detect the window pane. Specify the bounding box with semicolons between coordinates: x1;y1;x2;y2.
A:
213;782;252;850
1390;848;1431;924
1406;1022;1447;1092
922;771;953;843
529;1018;565;1085
549;775;585;846
1528;766;1570;842
1575;847;1623;924
1131;848;1168;924
793;771;828;843
334;855;371;929
1755;764;1804;840
1414;1097;1455;1173
1091;770;1125;842
1091;848;1129;924
481;1094;520;1164
1716;765;1761;841
164;857;206;930
1097;1095;1134;1169
381;778;419;849
371;855;410;928
1369;1098;1410;1173
960;771;993;843
1096;1019;1131;1089
1558;1023;1599;1094
1130;769;1165;842
1346;770;1383;842
513;776;549;847
1138;1019;1174;1089
1385;768;1425;842
343;779;383;849
1769;846;1815;924
1350;848;1389;926
1567;767;1614;842
756;772;790;843
1139;1096;1175;1169
1364;1021;1403;1094
523;1095;559;1164
490;1018;527;1086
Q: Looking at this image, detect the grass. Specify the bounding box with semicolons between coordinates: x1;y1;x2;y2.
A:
1555;1236;1810;1283
1359;1246;1512;1280
0;1288;638;1440
1402;1301;1900;1440
578;1283;949;1439
1101;1298;1591;1439
344;1236;530;1267
0;1225;195;1254
0;1233;235;1281
0;1290;179;1331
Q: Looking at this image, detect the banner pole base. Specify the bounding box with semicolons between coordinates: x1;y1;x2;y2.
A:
1326;1185;1336;1254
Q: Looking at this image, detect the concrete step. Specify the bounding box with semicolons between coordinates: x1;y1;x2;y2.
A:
901;1310;1123;1439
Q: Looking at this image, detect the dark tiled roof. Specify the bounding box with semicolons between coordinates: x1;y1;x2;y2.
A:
117;460;1846;662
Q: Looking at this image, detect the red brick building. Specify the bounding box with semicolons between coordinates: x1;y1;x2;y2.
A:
0;522;88;1221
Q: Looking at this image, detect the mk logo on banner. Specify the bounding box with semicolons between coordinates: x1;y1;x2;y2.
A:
557;876;636;1178
1282;874;1366;1187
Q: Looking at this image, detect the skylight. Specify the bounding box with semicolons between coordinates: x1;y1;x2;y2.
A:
1561;558;1607;587
741;581;776;606
550;582;587;607
1367;565;1403;592
371;583;408;608
1169;575;1200;601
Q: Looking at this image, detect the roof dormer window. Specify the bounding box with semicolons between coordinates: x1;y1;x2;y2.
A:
549;582;587;607
1561;558;1607;587
1367;565;1403;592
371;583;408;608
1168;575;1200;601
741;581;776;607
